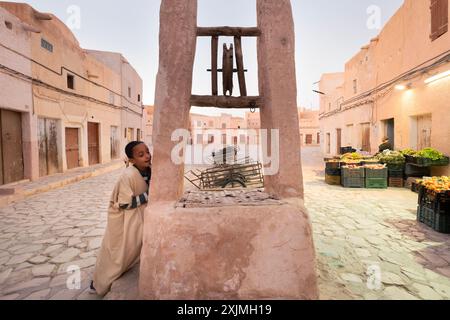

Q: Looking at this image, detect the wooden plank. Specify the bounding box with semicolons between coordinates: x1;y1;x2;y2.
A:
211;36;219;96
222;44;234;96
1;109;24;184
191;95;262;109
197;27;261;37
234;36;247;97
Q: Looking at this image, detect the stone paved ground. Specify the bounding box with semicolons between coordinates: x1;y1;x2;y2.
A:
0;147;449;300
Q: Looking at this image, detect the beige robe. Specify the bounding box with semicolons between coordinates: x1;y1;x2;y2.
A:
93;166;149;296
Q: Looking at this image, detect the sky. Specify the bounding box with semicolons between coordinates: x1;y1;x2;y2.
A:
4;0;403;116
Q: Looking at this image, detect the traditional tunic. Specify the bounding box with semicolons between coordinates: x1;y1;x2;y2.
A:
93;165;151;296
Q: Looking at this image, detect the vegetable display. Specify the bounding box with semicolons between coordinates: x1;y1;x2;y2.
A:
376;150;406;165
416;148;445;161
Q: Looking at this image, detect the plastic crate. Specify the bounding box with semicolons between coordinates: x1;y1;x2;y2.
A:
342;177;365;188
325;161;341;170
325;168;341;176
414;157;450;167
389;169;404;178
341;166;365;178
366;177;388;189
405;164;431;178
365;167;388;179
325;174;341;186
417;205;450;234
384;163;405;170
389;177;404;188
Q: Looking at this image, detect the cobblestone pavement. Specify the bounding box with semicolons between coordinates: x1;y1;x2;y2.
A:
303;147;450;300
0;148;449;300
0;171;120;300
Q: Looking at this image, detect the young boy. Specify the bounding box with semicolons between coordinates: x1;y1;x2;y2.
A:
91;141;152;296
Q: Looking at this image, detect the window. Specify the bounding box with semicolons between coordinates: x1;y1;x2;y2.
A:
5;21;12;30
41;38;53;52
67;74;75;90
240;135;246;144
197;121;202;127
109;92;115;105
326;133;331;154
430;0;448;41
306;134;313;145
353;79;358;94
208;135;215;144
328;102;331;111
209;121;214;128
221;123;226;129
128;87;131;98
137;129;141;142
317;133;321;144
138;94;141;102
221;134;227;145
196;134;203;144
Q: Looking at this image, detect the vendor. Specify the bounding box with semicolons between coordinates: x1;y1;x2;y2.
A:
378;137;393;153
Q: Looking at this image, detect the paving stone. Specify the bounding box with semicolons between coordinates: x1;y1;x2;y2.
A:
0;268;12;286
340;273;363;284
430;283;450;297
418;252;448;268
32;264;56;277
354;249;372;258
0;294;20;300
50;248;80;264
28;255;49;264
24;289;51;300
87;238;102;251
2;277;51;295
5;253;34;266
411;283;443;300
381;286;419;300
381;272;407;285
43;245;63;255
57;257;97;274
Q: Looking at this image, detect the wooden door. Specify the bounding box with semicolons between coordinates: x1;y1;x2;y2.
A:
0;109;24;185
65;128;80;170
417;115;432;150
317;133;320;145
88;122;100;165
38;118;60;177
110;126;120;160
306;134;313;145
336;129;342;154
137;129;141;142
361;123;371;152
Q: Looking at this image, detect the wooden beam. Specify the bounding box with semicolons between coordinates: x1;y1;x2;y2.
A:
234;36;247;97
211;36;218;96
191;95;262;109
197;27;261;37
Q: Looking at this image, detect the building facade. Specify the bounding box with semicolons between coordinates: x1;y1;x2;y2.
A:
0;6;37;184
0;3;145;185
319;0;450;175
298;108;320;146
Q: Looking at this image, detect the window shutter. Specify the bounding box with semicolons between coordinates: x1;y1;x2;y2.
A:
431;0;449;41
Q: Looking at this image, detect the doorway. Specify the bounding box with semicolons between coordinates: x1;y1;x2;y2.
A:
110;126;120;160
88;122;100;165
0;109;24;185
417;115;431;150
361;123;371;152
65;128;80;170
383;118;395;148
38;118;60;177
336;129;342;154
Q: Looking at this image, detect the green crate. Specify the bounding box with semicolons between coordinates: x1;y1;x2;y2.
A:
365;177;388;189
413;157;450;167
341;166;365;178
365;167;388;179
342;177;365;188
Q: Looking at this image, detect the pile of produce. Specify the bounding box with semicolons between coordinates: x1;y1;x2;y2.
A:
343;164;361;169
417;176;450;193
416;148;446;161
401;149;417;156
364;164;386;170
376;150;406;165
341;152;363;160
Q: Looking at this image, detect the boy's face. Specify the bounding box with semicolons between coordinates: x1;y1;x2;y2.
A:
130;143;152;171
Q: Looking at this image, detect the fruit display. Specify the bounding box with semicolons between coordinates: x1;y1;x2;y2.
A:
417;176;450;193
342;164;361;169
376;150;406;165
